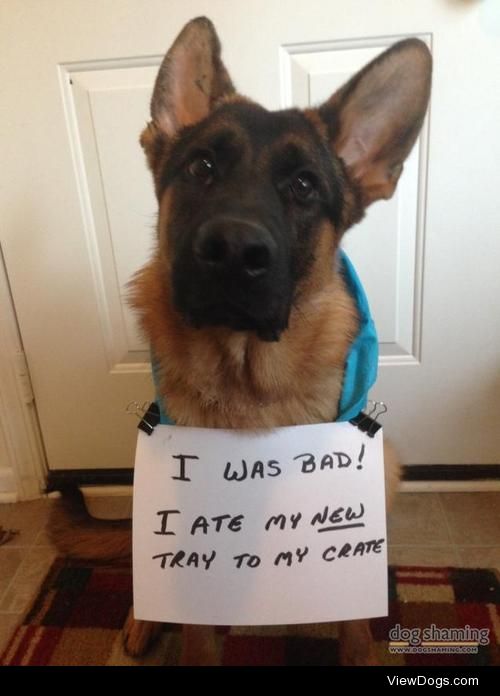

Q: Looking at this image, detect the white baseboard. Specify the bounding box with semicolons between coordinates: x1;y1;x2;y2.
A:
401;480;500;493
78;479;500;522
0;468;17;501
0;491;18;503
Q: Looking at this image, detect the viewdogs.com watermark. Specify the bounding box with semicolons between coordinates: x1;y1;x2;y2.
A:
389;624;490;654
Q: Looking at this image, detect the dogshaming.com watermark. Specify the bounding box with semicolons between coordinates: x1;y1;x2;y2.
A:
389;624;490;655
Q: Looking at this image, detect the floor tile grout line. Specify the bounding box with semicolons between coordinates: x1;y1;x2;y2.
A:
0;554;26;610
0;542;39;611
0;610;24;617
1;544;51;550
436;492;458;547
0;503;54;611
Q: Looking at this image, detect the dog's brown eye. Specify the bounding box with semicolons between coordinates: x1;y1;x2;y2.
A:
187;154;215;183
290;174;316;202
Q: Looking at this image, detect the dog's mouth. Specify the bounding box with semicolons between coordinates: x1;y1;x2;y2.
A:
183;302;287;342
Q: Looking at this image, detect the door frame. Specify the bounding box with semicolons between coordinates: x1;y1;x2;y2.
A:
0;245;46;502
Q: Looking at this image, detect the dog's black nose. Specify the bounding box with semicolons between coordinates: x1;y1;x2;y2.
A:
194;217;276;279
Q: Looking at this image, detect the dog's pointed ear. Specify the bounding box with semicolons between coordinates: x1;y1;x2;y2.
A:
148;16;235;138
319;39;432;207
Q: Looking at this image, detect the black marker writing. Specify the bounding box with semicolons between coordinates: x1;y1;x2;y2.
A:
294;451;352;473
274;546;309;566
233;553;261;568
322;538;385;561
152;549;216;570
265;511;302;531
317;523;365;533
223;459;281;481
336;452;352;468
357;443;366;470
310;503;365;532
190;513;244;535
172;454;198;481
154;509;180;535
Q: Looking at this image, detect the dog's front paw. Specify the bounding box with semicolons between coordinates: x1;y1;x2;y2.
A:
122;607;163;657
180;624;220;666
338;618;379;666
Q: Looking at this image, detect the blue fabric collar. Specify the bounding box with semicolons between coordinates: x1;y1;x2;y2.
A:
336;250;378;421
151;250;378;424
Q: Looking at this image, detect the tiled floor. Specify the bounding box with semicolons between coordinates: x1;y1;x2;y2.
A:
0;492;499;655
0;497;58;654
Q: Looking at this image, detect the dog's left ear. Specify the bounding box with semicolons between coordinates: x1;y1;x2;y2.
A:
141;17;235;188
319;39;432;207
148;16;235;139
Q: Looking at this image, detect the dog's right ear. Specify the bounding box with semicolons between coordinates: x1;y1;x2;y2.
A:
141;17;235;172
318;39;432;212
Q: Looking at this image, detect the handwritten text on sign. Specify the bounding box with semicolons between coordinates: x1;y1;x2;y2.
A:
133;421;387;625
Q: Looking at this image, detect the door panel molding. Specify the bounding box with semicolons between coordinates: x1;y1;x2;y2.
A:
59;58;162;373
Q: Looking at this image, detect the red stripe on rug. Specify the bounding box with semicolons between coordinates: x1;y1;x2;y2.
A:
3;626;38;666
27;627;64;666
396;567;451;585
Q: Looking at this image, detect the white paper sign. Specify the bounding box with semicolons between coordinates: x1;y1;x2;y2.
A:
133;421;387;625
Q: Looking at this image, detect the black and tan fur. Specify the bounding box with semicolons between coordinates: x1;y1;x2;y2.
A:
50;17;431;665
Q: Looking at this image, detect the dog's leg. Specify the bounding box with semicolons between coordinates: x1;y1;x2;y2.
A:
338;439;401;665
339;618;378;666
180;624;220;666
123;609;163;657
383;438;401;512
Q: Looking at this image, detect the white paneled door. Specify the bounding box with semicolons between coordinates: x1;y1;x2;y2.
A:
1;1;499;471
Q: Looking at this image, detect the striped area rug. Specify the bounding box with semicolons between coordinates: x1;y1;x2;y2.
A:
1;559;499;666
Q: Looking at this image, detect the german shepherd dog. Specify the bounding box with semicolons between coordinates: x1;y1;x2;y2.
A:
51;17;431;665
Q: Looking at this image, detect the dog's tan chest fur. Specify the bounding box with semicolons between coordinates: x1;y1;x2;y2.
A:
130;256;358;429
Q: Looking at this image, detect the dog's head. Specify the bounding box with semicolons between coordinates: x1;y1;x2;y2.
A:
140;17;431;342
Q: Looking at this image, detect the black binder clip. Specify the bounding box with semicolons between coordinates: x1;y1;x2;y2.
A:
350;401;387;438
126;401;160;436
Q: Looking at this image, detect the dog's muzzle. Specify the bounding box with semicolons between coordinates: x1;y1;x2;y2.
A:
173;216;290;340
